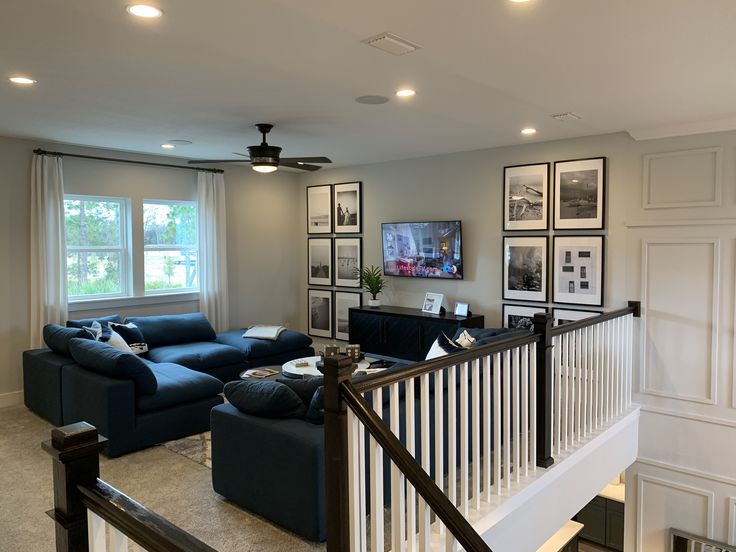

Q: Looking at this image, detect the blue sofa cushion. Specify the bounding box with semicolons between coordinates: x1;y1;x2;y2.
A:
125;313;216;348
224;380;306;419
67;338;158;395
67;314;122;329
216;330;312;360
277;376;324;424
43;324;91;356
144;342;245;371
136;363;224;412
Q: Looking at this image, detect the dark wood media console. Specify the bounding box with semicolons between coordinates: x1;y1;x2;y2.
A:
348;305;485;361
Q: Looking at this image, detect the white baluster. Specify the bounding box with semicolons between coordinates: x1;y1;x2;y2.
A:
521;344;529;477
109;525;128;552
563;332;570;451
390;383;406;552
348;409;361;551
483;355;492;502
493;352;502;495
459;362;469;516
370;388;384;552
434;370;445;537
554;335;562;456
87;511;105;552
503;350;511;489
530;342;537;470
405;378;416;552
471;358;481;510
576;329;582;443
418;374;431;552
448;365;457;507
512;347;520;483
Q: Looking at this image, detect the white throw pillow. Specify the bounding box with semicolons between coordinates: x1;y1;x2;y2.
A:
425;338;448;360
106;328;133;353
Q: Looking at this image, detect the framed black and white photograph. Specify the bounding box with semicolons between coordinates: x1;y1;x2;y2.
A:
553;236;604;306
554;157;606;230
307;238;332;286
334;237;361;287
504;163;549;231
334;291;362;341
333;181;362;234
503;236;548;303
503;304;547;330
553;308;600;327
308;289;333;338
306;184;332;234
422;292;444;314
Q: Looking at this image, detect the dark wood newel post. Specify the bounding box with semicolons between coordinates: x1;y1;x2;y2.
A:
319;354;357;552
42;422;108;552
532;312;555;468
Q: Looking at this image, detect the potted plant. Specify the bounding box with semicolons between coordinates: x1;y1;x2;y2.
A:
354;265;387;307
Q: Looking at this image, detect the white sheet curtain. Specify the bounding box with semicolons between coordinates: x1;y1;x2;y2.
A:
30;153;68;348
197;171;229;332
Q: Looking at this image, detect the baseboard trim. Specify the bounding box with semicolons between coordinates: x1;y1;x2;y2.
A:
0;391;24;408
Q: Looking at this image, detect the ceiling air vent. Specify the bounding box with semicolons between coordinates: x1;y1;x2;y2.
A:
550;112;583;121
361;32;422;56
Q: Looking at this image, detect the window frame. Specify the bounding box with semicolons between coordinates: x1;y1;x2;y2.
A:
142;199;200;296
64;194;131;302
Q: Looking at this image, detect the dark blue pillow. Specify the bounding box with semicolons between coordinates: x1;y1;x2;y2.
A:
306;387;325;424
224;380;306;419
67;338;157;395
125;313;216;348
42;324;91;356
66;314;122;329
277;376;325;424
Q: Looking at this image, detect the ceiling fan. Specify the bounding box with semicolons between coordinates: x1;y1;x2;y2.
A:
188;123;332;173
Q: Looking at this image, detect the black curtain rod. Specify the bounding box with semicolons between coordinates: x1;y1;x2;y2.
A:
33;148;224;174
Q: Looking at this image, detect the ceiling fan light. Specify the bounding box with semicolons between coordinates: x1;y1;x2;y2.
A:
252;163;278;173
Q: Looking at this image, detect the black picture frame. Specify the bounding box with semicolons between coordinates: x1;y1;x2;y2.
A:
307;237;332;286
307;184;333;234
502;304;548;329
333;181;362;234
334;237;362;288
552;235;605;307
552;307;601;327
503;162;550;231
553;157;606;230
308;288;333;339
334;291;362;341
502;236;548;303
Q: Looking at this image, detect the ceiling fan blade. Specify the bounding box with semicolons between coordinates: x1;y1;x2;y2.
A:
187;159;251;164
281;161;322;172
280;156;332;164
232;152;250;157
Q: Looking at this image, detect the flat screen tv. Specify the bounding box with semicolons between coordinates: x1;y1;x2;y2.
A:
382;221;463;279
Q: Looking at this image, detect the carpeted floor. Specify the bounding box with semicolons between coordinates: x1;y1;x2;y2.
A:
0;404;324;552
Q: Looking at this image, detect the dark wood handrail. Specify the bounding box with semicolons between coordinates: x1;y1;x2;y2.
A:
353;331;540;393
340;380;493;552
549;303;638;337
79;479;217;552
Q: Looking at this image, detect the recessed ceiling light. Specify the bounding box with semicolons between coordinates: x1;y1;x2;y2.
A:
571;179;579;183
521;127;537;136
510;0;531;3
126;4;163;18
9;76;37;85
396;88;416;98
161;143;175;149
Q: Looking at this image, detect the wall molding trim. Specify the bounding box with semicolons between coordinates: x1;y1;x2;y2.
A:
640;405;736;429
637;474;715;550
642;147;723;209
626;218;736;228
0;391;23;408
636;456;736;487
640;238;720;404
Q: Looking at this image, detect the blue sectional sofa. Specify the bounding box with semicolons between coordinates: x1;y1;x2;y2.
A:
23;313;314;456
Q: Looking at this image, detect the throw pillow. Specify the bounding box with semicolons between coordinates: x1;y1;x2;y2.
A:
224;380;306;419
107;328;133;353
42;324;91;356
67;338;157;395
66;314;122;329
242;325;287;341
455;330;476;348
437;332;465;354
81;320;113;342
110;322;148;354
277;376;325;424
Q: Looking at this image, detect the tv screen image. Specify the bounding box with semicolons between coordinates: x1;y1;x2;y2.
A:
382;221;463;279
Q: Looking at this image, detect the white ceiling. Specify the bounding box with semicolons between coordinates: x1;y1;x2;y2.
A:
2;0;736;167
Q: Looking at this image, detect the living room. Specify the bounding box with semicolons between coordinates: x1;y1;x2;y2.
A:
2;1;736;551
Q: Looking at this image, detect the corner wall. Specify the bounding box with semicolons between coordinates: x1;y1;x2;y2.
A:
297;129;736;550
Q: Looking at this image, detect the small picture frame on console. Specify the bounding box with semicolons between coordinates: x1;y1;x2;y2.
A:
422;292;444;314
454;302;469;317
503;163;550;231
308;289;333;339
552;235;604;306
503;304;547;330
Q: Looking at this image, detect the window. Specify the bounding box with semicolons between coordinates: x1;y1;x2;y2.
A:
143;201;198;293
64;196;128;299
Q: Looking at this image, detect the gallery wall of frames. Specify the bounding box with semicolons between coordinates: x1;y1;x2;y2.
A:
501;157;607;330
306;181;364;340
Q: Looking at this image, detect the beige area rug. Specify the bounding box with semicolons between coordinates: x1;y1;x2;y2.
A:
163;432;212;468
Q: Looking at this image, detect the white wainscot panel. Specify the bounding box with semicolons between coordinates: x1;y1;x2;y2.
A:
729;497;736;545
641;239;719;404
637;474;714;552
643;147;722;209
